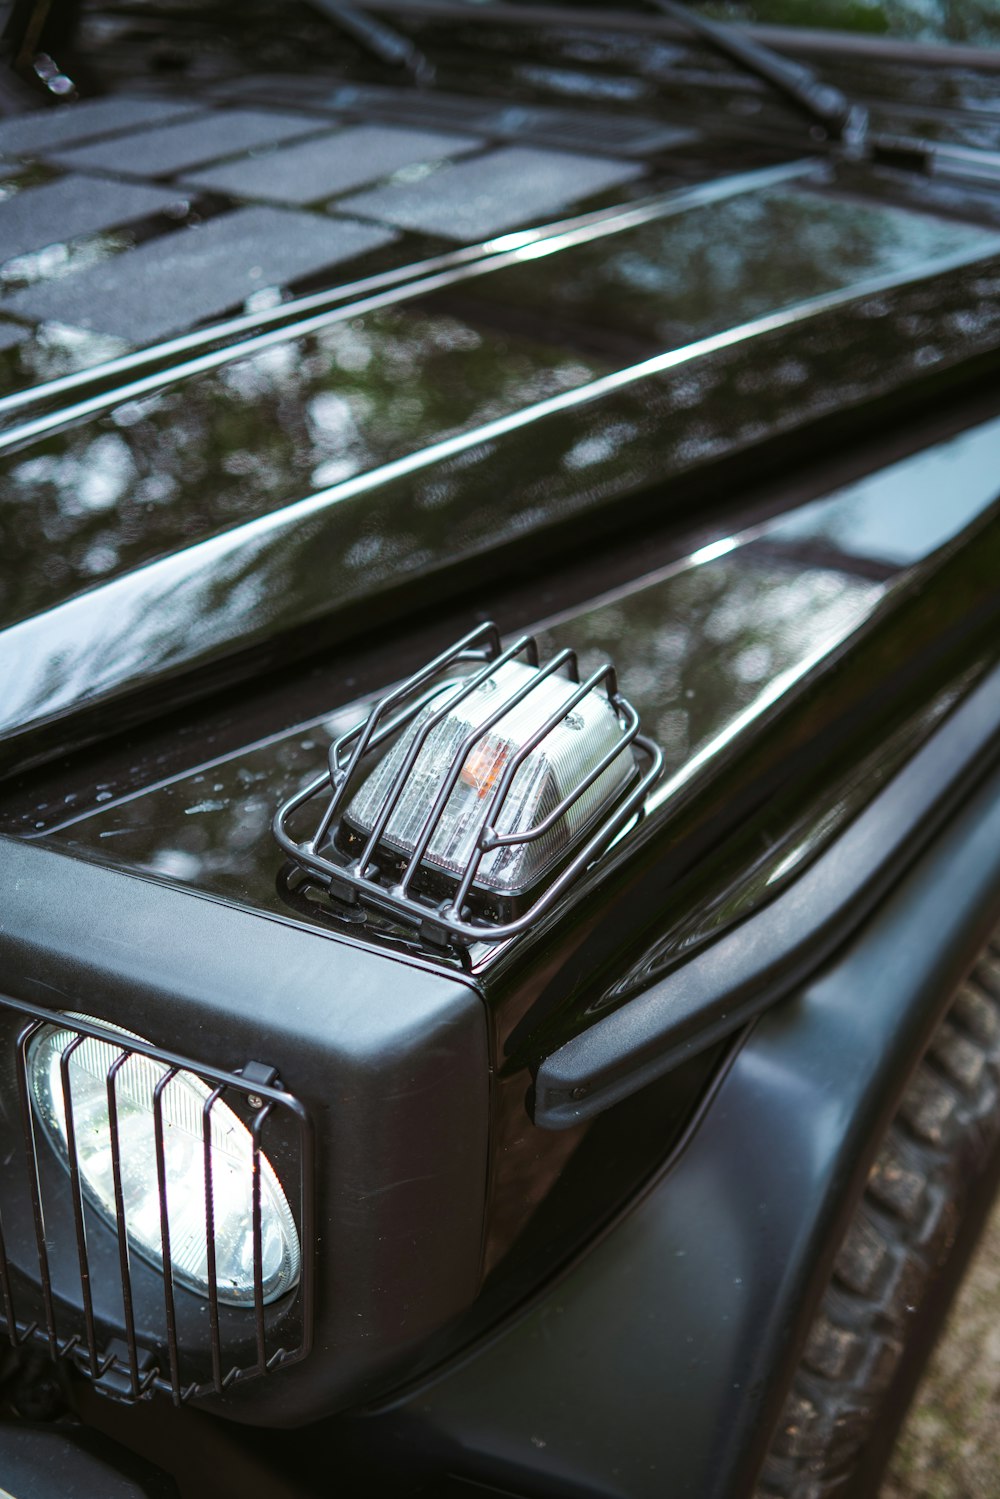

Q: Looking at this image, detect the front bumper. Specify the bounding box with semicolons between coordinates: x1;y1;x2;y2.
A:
0;1424;176;1499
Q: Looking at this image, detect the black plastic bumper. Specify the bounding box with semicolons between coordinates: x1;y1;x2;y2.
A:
0;1425;176;1499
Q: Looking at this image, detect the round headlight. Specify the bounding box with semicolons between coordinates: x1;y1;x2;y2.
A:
28;1016;300;1308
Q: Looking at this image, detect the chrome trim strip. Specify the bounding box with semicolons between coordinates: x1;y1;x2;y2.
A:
0;160;819;452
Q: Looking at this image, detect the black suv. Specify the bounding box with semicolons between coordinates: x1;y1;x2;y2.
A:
1;4;999;1496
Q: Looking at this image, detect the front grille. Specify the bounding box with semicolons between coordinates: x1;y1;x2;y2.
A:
0;995;313;1405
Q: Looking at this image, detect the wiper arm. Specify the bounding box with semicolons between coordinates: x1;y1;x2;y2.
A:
306;0;436;86
310;2;988;183
648;0;1000;180
647;0;868;147
638;2;1000;181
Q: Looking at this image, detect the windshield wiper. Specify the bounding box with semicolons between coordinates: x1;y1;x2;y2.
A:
306;0;436;85
649;1;1000;181
320;2;994;184
646;0;868;148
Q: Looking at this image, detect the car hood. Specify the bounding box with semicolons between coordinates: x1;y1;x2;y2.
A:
3;18;1000;775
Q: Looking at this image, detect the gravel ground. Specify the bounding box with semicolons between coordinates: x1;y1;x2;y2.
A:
882;1190;1000;1498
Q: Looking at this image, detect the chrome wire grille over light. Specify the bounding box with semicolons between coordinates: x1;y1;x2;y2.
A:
273;622;662;945
0;996;313;1406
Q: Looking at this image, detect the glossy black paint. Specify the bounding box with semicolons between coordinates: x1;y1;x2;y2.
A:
537;657;1000;1124
19;538;879;928
4;152;1000;774
6;238;1000;776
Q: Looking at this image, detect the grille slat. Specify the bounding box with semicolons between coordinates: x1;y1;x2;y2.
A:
397;643;574;899
16;1020;59;1358
152;1067;181;1402
202;1085;225;1396
0;996;312;1406
251;1105;269;1375
357;630;528;876
107;1049;142;1401
59;1036;100;1378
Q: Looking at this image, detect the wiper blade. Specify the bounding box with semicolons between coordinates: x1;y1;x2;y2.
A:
647;0;868;146
649;1;997;179
306;0;436;86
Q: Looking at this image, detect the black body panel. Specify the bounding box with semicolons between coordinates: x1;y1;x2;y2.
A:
0;838;489;1424
335;751;1000;1499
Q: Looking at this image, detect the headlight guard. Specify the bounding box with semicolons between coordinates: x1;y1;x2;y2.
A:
0;997;314;1407
273;621;662;946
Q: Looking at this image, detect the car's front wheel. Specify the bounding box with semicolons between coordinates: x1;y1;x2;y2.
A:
756;927;1000;1499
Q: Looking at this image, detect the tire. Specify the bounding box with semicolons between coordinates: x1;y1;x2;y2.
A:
756;928;1000;1499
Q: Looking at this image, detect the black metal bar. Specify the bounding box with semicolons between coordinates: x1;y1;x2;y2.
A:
325;623;503;779
202;1086;226;1394
14;1020;58;1357
357;634;538;871
397;643;577;892
106;1050;141;1400
283;682;474;866
250;1104;274;1373
152;1067;182;1402
473;663;613;851
296;1104;317;1365
6;1001;302;1106
277;734;661;941
0;995;312;1403
649;0;862;141
447;657;600;913
328;679;475;782
0;1208;18;1347
487;699;640;846
309;0;436;84
310;620;501;852
59;1034;99;1377
398;647;579;896
449;666;634;913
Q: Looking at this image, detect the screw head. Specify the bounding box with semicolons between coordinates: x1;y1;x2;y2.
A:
247;1093;264;1111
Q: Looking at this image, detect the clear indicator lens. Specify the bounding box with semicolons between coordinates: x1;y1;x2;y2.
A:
28;1018;300;1308
347;659;636;897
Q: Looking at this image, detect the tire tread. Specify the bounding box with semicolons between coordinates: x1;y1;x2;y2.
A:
755;930;1000;1499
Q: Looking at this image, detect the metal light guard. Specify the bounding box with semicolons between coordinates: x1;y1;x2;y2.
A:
0;996;314;1406
273;622;663;945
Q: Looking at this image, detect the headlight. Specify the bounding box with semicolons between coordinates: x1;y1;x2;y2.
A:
27;1015;301;1307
